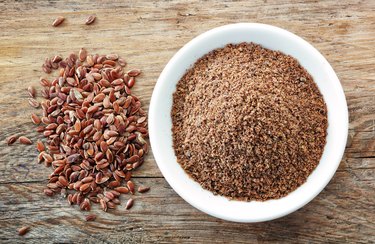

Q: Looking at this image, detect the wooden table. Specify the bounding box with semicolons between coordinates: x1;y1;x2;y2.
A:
0;0;374;243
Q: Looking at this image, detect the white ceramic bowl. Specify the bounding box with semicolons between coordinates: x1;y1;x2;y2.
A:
149;23;348;222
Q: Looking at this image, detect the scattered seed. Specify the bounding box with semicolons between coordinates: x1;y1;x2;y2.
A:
31;113;41;125
19;136;32;145
118;58;127;67
104;191;114;200
85;15;96;25
100;199;107;212
126;77;135;88
85;214;97;221
127;181;135;194
125;198;134;210
42;64;51;74
28;98;40;108
79;48;87;62
27;86;36;98
6;135;18;145
36;140;45;152
44;188;54;196
112;198;121;205
18;226;30;236
58;176;69;187
87;55;94;66
52;55;62;63
52;16;65;27
18;49;149;215
79;182;91;192
138;186;150;193
107;201;116;209
40;78;50;87
114;186;129;194
106;54;118;61
127;69;141;77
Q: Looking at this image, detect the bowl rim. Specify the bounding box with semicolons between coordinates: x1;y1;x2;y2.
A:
149;23;348;222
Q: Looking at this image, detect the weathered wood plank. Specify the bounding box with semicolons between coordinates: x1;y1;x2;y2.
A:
0;0;374;243
0;171;374;243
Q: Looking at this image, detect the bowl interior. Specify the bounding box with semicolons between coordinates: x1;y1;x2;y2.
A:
149;23;348;222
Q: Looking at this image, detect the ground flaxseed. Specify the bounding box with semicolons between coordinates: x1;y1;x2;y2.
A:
171;42;328;201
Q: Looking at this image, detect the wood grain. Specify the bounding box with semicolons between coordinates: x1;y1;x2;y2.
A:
0;0;374;243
